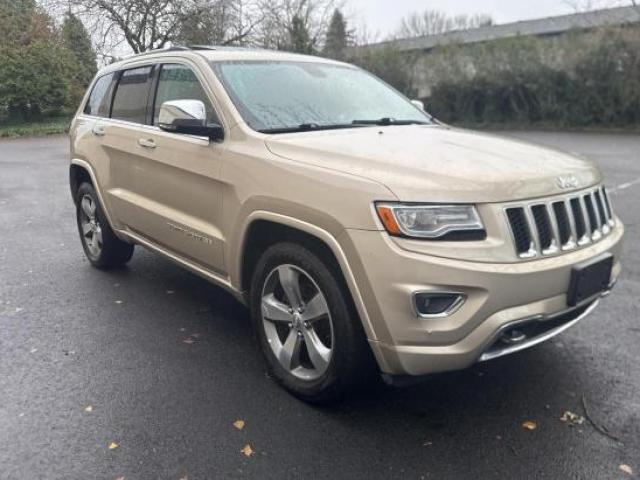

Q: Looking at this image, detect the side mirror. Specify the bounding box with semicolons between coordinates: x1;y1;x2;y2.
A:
159;100;223;141
411;99;425;111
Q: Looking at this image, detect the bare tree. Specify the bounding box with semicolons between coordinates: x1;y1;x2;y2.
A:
176;0;263;46
256;0;341;50
44;0;263;56
396;10;493;39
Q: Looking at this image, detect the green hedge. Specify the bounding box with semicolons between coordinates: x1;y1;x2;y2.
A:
426;28;640;127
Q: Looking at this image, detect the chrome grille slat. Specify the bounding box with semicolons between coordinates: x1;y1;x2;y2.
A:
601;187;615;226
505;186;615;259
594;190;609;234
581;195;598;240
546;203;562;252
563;199;578;249
570;198;588;245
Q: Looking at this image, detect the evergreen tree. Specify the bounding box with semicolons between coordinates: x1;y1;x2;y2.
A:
288;15;315;54
323;9;349;60
0;0;50;46
0;0;76;120
62;12;97;87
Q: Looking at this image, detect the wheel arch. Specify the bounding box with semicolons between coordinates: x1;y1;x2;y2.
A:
69;159;118;232
69;163;92;203
235;212;378;343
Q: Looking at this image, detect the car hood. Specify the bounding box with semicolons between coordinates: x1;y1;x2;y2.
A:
264;126;601;203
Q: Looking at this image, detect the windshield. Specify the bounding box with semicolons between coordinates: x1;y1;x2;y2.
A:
209;60;433;133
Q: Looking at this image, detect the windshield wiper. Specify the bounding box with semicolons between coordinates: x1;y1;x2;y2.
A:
258;123;367;134
351;118;430;126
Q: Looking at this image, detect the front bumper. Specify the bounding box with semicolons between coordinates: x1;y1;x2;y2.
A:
339;221;624;376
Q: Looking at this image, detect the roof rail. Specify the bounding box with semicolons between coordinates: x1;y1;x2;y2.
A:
187;45;219;51
121;45;191;60
119;44;265;62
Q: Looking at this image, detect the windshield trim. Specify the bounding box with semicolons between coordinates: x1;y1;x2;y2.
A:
208;59;434;134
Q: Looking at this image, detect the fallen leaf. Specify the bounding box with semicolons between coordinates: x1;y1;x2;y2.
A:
560;410;585;426
620;465;634;476
522;420;537;430
241;444;254;457
84;405;93;412
233;419;245;430
108;442;119;450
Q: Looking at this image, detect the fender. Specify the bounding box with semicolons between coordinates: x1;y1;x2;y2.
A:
70;158;119;234
234;211;378;343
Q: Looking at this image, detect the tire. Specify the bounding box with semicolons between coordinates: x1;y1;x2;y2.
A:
75;182;134;269
250;242;374;403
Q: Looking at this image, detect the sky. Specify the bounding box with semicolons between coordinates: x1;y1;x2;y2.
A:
346;0;630;39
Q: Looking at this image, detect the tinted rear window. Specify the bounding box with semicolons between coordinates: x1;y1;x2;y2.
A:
111;66;153;124
84;73;115;117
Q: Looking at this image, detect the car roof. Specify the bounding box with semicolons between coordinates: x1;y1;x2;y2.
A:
104;46;348;72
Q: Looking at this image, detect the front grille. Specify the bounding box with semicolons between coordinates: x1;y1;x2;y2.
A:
570;198;587;240
552;202;571;245
531;204;553;251
583;194;598;234
506;207;533;255
505;186;615;259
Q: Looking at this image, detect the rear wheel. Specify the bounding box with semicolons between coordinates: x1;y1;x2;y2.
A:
75;182;134;269
250;242;373;403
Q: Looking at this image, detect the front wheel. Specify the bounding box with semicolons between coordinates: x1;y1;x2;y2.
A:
250;242;374;403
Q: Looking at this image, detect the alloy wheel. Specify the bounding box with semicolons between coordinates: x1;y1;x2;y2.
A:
261;264;334;380
79;194;103;257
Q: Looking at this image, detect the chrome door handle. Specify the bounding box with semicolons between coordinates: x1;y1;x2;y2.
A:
138;138;156;149
92;125;106;137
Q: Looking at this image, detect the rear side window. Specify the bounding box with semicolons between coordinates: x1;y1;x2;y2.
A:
111;66;153;124
84;73;115;117
153;64;219;125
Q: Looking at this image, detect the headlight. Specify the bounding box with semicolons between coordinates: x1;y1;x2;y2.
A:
375;203;485;239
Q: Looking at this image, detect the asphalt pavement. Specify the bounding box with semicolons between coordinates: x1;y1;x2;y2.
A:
0;132;638;480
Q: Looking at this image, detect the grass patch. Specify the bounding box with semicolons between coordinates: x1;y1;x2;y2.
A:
0;116;71;139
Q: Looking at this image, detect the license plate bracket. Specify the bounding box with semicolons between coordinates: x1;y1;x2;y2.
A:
567;253;613;307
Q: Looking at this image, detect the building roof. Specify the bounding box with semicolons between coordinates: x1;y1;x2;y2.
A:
366;5;640;52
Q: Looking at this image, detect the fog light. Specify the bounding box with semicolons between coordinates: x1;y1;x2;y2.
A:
413;292;465;318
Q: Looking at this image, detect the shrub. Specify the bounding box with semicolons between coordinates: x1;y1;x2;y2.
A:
0;41;75;121
424;27;640;127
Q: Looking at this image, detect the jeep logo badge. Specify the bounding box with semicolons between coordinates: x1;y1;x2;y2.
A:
556;175;579;190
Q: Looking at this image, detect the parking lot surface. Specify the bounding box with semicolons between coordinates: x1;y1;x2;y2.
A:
1;132;638;479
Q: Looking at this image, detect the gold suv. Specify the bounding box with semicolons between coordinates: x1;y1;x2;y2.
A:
69;46;624;402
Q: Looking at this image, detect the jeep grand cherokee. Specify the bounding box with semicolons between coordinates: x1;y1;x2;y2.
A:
69;46;624;402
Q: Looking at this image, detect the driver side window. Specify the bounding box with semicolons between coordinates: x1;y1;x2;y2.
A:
153;64;219;126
